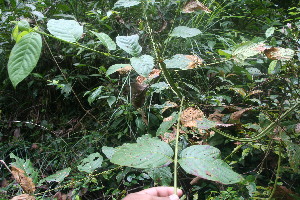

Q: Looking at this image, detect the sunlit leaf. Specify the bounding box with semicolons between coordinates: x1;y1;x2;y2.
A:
114;0;141;8
264;47;295;61
232;41;266;63
116;35;142;56
47;19;83;42
268;60;281;74
102;146;116;160
77;153;103;173
265;27;276;38
8;32;42;88
164;54;190;69
90;31;116;51
170;26;201;38
130;55;154;77
110;135;174;168
179;145;244;184
106;64;132;76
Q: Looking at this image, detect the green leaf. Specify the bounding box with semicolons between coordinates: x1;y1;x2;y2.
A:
47;19;83;42
178;145;244;184
268;60;281;74
102;146;116;159
77;153;103;173
146;167;172;186
156;112;178;136
265;27;276;38
90;31;116;51
164;54;190;69
232;41;265;63
10;153;39;184
110;135;174;168
38;168;71;185
86;86;103;105
170;26;201;38
106;64;131;76
197;118;217;130
114;0;141;8
130;55;154;77
284;140;300;174
8;32;42;88
17;20;30;31
116;35;142;56
151;82;169;93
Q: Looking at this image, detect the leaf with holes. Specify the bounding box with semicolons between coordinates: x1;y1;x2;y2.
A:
116;35;142;56
110;135;174;168
170;26;201;38
114;0;141;8
90;31;116;51
178;145;244;184
47;19;83;42
130;55;154;77
38;168;71;185
77;153;103;173
8;32;42;88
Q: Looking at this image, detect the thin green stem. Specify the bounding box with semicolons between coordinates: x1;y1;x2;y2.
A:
173;96;185;195
267;142;282;200
33;29;128;60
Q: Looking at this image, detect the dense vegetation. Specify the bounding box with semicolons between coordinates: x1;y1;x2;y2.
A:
0;0;299;199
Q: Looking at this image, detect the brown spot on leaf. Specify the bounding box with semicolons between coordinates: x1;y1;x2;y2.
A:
185;55;203;69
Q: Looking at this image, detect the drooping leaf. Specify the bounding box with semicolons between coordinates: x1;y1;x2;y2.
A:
265;27;276;38
106;64;132;76
77;153;103;173
130;55;154;77
8;32;42;88
116;35;142;56
38;168;71;185
114;0;141;8
90;31;116;51
170;26;201;38
110;135;174;168
146;167;172;185
102;146;116;160
178;145;244;184
268;60;281;74
156;112;178;136
47;19;83;42
164;54;191;69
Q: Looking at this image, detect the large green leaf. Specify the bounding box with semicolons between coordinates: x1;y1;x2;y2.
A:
8;32;42;88
110;135;174;168
106;64;131;76
164;54;190;69
47;19;83;42
178;145;244;184
114;0;141;8
90;31;116;51
146;167;172;186
77;153;103;173
116;35;142;56
232;41;265;63
130;55;154;76
170;26;201;38
38;167;71;185
102;146;116;159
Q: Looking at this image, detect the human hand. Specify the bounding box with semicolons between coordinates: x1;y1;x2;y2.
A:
123;187;183;200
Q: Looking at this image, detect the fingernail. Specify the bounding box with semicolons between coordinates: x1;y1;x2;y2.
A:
169;194;179;200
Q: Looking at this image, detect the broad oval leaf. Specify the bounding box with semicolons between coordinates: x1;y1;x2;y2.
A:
265;27;276;38
106;64;132;76
170;26;201;38
8;32;42;88
164;54;190;69
130;55;154;76
114;0;141;8
77;153;103;173
111;135;174;168
17;20;30;31
116;35;142;56
90;31;116;51
47;19;83;42
178;145;244;184
232;42;266;63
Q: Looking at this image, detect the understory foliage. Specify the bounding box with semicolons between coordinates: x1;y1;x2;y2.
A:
0;0;300;199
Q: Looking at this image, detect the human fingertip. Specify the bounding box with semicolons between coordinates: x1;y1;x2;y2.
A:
169;194;179;200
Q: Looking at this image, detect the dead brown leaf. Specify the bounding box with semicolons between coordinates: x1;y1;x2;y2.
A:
11;166;35;194
185;55;203;69
182;0;212;13
180;107;204;127
148;69;161;79
230;107;252;122
11;194;35;200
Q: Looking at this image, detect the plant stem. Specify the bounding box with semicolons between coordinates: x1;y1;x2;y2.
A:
173;96;185;195
267;141;282;200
